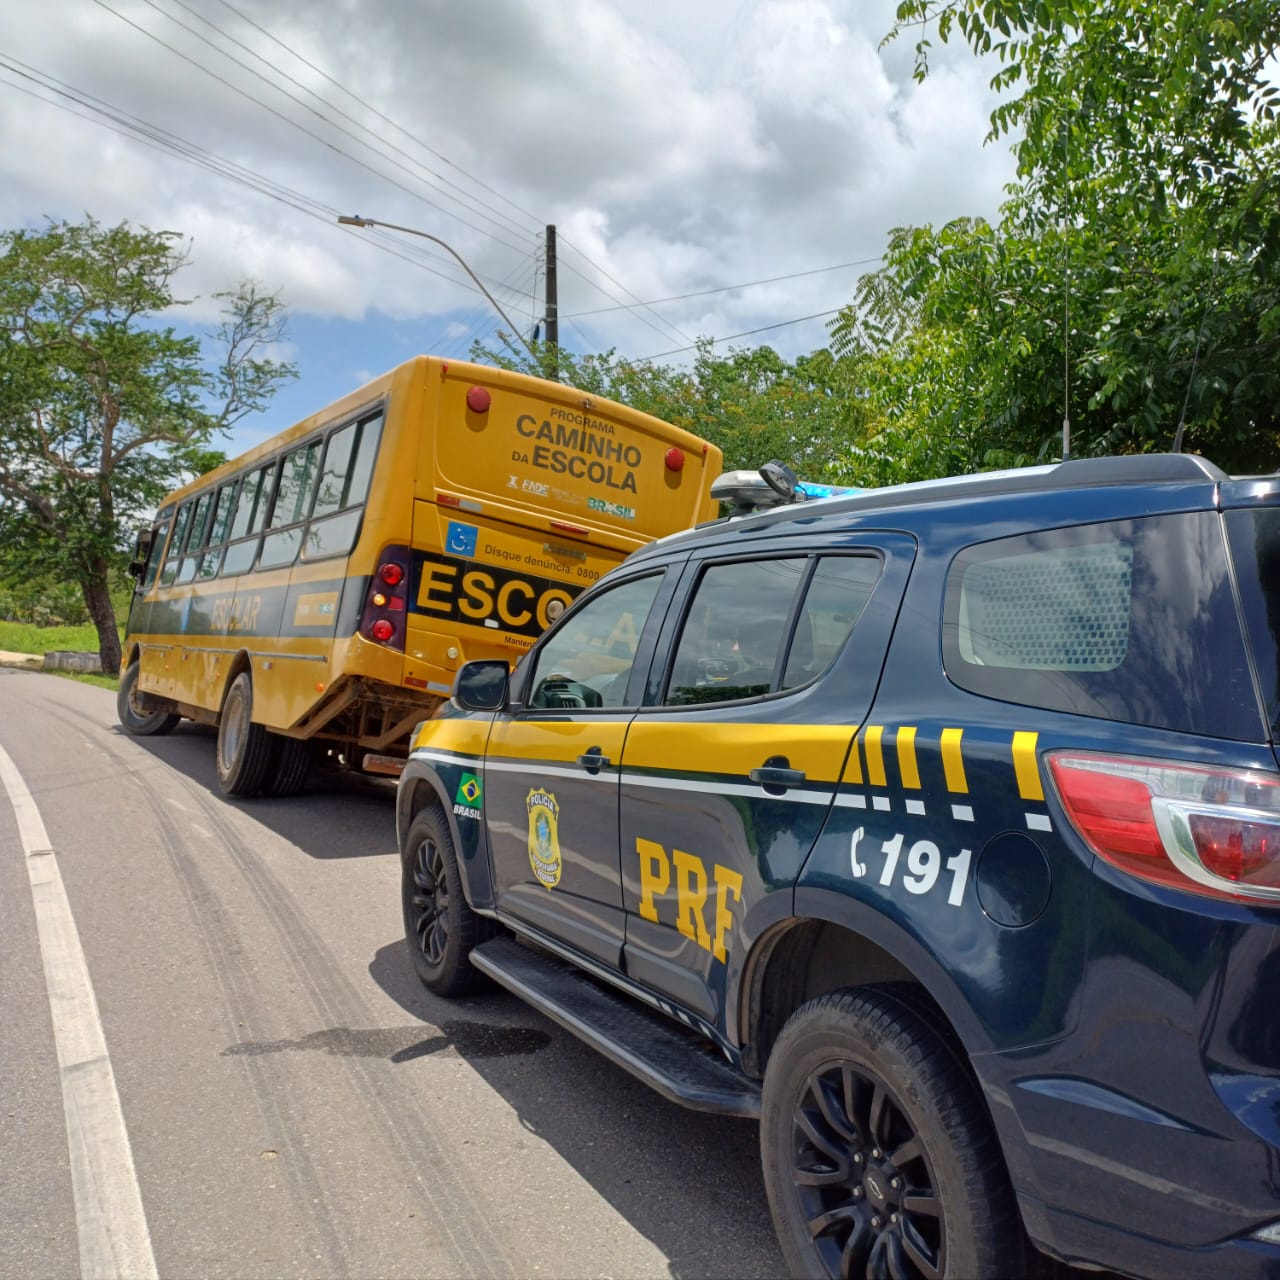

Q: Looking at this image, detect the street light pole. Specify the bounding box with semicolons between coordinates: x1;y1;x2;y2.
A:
336;214;537;360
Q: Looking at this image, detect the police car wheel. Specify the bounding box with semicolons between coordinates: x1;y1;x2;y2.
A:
761;989;1024;1280
402;807;488;997
117;660;180;736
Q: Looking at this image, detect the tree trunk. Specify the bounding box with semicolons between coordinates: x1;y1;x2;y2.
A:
83;559;121;676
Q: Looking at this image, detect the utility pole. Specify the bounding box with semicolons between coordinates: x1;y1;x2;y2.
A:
544;224;558;380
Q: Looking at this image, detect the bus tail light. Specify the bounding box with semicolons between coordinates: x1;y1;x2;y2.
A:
1048;751;1280;901
360;546;410;651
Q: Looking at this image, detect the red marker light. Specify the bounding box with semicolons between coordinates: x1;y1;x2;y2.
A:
379;562;404;586
665;447;685;472
370;619;394;643
466;386;491;413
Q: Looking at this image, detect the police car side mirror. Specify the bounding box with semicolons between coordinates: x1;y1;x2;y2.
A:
454;660;510;712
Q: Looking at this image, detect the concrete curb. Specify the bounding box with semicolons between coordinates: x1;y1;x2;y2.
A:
0;650;44;668
0;650;107;674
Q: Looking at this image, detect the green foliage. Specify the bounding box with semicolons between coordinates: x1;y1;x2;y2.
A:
0;618;114;655
834;0;1280;475
0;216;295;672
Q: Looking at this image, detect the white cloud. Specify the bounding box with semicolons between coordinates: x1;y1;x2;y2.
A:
0;0;1018;364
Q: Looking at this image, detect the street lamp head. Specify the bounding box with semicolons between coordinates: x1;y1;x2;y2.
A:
337;214;372;227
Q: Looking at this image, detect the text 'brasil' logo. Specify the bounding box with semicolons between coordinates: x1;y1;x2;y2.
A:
526;788;562;889
453;772;483;820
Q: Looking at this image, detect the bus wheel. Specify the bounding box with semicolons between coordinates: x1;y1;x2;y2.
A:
760;989;1025;1280
267;734;314;796
216;672;276;797
401;807;491;996
117;661;179;736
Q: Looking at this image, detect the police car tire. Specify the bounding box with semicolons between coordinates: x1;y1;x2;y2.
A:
117;660;180;736
761;988;1025;1280
216;672;276;797
401;807;491;997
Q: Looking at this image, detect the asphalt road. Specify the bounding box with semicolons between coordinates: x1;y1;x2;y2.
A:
0;667;784;1279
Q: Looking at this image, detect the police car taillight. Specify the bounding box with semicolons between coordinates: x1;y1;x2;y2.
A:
1048;752;1280;902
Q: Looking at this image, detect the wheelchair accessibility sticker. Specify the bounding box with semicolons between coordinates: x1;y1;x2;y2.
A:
445;521;479;557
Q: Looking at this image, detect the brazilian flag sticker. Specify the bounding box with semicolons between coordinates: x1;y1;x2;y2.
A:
455;773;483;809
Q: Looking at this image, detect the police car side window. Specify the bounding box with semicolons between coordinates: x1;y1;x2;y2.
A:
665;559;806;705
782;555;883;688
527;574;663;710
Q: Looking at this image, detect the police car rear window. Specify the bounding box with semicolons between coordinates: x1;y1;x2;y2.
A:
943;513;1263;740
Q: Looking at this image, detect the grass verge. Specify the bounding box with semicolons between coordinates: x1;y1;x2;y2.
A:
0;620;110;655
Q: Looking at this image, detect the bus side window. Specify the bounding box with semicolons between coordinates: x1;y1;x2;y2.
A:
141;518;171;591
160;502;194;587
303;411;384;561
222;463;274;577
259;441;321;570
176;490;215;585
200;480;239;579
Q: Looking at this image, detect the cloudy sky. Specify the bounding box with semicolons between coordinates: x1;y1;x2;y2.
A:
1;0;1017;456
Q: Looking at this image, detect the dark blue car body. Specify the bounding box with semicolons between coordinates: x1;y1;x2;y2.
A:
398;454;1280;1278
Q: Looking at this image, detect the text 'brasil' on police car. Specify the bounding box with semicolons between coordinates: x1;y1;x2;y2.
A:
396;454;1280;1280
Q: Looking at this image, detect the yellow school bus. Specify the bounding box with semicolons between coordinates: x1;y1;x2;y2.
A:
118;356;722;796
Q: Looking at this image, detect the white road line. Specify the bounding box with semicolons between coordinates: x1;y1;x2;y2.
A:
0;744;158;1280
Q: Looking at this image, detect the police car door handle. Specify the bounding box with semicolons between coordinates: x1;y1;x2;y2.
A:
750;757;806;791
577;747;611;774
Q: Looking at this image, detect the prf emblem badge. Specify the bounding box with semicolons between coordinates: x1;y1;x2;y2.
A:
526;788;562;889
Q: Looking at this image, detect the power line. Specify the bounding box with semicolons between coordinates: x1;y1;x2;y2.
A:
143;0;538;244
0;57;539;305
635;308;845;363
212;0;546;232
555;239;695;350
194;0;709;353
91;0;533;257
562;257;882;318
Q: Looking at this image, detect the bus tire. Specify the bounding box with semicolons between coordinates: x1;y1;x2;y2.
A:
267;734;314;796
216;672;276;797
401;806;491;996
117;661;180;736
760;988;1025;1280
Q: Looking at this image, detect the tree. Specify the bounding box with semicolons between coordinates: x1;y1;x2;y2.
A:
0;217;296;674
846;0;1280;473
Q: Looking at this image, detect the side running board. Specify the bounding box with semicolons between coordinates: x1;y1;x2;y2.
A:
469;936;761;1118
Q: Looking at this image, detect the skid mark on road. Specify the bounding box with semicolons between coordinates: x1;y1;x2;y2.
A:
223;1021;551;1060
65;703;520;1279
0;742;158;1280
183;787;520;1278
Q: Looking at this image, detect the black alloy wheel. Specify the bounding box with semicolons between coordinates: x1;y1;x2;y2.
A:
401;807;491;996
761;989;1025;1280
791;1057;944;1278
412;831;450;968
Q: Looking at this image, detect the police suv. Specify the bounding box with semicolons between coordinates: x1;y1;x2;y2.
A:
396;454;1280;1279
